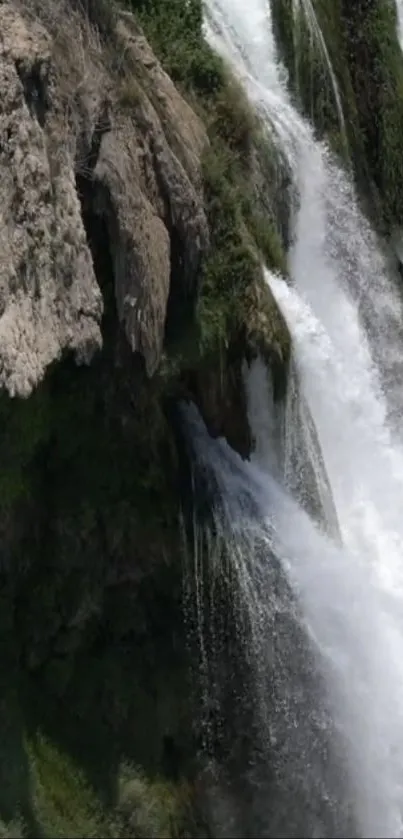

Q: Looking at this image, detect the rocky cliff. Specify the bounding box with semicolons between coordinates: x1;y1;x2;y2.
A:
0;0;209;393
0;0;290;836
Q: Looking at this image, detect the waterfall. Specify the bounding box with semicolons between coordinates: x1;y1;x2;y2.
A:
182;0;403;837
185;394;403;837
244;355;339;537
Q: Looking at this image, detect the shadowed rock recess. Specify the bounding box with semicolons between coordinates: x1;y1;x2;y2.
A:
0;0;290;835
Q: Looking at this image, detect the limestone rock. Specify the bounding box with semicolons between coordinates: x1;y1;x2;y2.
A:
91;16;209;374
0;0;209;392
0;4;103;397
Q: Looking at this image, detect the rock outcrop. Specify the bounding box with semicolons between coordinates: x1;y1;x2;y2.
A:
0;4;102;396
0;0;209;394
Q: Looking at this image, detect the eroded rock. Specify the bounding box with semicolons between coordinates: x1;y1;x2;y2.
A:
0;0;209;393
0;4;103;396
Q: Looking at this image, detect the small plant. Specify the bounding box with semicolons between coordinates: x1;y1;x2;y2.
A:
127;0;225;96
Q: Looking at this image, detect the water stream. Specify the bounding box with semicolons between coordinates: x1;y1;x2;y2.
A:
186;1;403;836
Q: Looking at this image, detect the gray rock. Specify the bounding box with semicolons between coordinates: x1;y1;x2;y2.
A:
0;1;210;392
0;4;103;396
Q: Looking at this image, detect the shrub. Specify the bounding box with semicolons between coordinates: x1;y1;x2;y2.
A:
127;0;225;95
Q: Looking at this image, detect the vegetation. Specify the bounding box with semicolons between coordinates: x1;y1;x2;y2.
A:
127;0;290;364
0;728;196;838
272;0;403;232
129;0;224;97
340;0;403;229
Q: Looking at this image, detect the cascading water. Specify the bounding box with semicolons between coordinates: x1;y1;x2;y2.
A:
184;398;403;838
183;1;403;837
244;355;339;537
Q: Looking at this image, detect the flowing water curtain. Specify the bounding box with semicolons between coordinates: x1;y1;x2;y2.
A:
180;426;263;765
201;0;403;834
181;400;359;836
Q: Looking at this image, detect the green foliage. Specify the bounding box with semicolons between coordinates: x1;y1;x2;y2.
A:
195;126;289;357
124;0;290;368
28;734;105;838
196;144;258;353
248;211;287;275
0;729;194;839
128;0;224;95
340;0;403;228
206;73;258;153
272;0;403;230
271;0;353;157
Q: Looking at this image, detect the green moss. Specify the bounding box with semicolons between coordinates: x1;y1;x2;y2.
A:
0;727;194;839
272;0;403;230
107;0;291;376
28;735;105;838
340;0;403;228
197;140;288;357
126;0;225;97
115;764;196;838
271;0;354;157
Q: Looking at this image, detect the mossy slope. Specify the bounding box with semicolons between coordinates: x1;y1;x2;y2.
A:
272;0;403;231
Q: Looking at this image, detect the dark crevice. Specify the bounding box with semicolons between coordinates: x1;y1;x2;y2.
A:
75;101;111;179
15;60;49;128
148;138;201;348
74;106;116;350
68;0;119;39
165;225;197;347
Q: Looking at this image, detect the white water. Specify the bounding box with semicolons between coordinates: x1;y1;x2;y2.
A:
186;401;403;837
199;0;403;836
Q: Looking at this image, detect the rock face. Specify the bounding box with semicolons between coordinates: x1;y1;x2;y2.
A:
92;16;209;375
0;4;103;397
0;0;209;394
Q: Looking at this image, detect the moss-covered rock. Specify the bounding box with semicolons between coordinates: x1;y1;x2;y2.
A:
340;0;403;229
0;727;199;838
271;0;354;154
272;0;403;231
